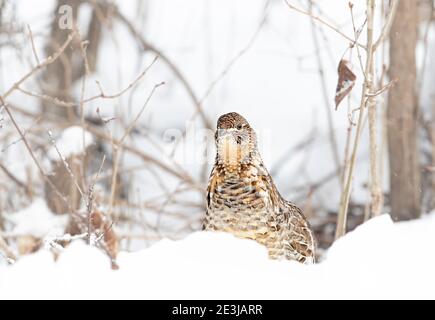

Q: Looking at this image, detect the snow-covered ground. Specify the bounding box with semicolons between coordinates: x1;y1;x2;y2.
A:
1;212;434;299
1;0;435;300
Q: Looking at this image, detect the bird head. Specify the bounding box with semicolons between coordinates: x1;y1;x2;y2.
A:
215;112;257;166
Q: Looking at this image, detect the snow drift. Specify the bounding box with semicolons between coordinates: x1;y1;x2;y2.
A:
1;213;435;299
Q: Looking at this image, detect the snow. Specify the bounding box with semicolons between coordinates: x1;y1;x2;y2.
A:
47;126;94;161
1;213;434;299
4;199;68;238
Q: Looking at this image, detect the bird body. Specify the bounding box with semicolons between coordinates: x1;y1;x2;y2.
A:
204;112;315;263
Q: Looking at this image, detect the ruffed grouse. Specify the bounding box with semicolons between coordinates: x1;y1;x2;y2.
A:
203;112;315;263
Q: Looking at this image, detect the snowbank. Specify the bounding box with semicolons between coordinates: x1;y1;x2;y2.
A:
1;213;435;299
4;199;68;238
47;126;94;161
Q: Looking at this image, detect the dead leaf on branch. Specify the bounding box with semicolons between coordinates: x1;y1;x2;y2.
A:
335;59;356;109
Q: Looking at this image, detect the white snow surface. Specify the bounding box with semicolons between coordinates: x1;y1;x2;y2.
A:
47;126;94;161
4;199;68;238
1;213;434;299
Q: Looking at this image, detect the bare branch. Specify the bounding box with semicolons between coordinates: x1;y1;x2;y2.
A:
0;235;16;264
26;24;40;65
373;0;399;50
2;31;76;100
82;56;158;104
114;8;213;130
0;161;27;190
109;81;165;213
285;0;366;49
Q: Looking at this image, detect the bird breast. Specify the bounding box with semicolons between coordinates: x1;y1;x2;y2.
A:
207;164;275;238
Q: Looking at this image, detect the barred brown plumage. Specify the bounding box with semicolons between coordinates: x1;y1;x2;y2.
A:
203;112;316;263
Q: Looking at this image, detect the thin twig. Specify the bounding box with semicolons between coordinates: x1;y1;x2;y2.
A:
87;155;106;244
1;31;76;100
199;5;268;104
373;0;399;50
0;100;73;213
0;32;77;213
0;235;16;263
309;1;342;188
1;115;42;152
114;9;212;130
366;80;396;97
109;81;165;214
336;0;379;238
349;3;367;80
47;130;85;199
0;162;27;189
78;35;90;188
83;56;158;104
285;0;366;49
26;24;40;65
16;87;76;107
7;102;200;188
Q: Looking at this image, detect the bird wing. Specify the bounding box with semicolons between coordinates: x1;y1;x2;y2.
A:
258;169;316;263
203;164;219;230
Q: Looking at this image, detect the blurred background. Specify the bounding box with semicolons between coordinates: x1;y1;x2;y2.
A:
0;0;434;263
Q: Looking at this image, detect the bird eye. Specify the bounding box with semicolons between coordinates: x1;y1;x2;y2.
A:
236;124;243;130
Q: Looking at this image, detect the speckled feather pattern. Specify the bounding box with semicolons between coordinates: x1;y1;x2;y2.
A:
203;112;315;264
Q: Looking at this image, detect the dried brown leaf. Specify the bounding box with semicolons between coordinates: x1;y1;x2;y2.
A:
335;59;356;109
91;210;119;266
